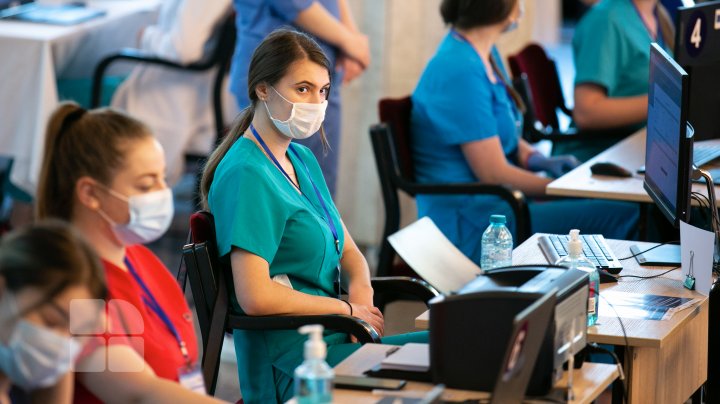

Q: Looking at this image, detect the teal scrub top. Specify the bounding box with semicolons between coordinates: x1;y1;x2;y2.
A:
208;136;347;403
573;0;669;98
410;31;523;263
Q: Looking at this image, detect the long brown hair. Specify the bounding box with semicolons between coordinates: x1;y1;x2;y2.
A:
36;102;151;220
0;220;107;309
440;0;526;113
200;29;332;210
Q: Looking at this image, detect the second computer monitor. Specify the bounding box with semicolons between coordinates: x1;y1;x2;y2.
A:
644;43;693;228
675;1;720;141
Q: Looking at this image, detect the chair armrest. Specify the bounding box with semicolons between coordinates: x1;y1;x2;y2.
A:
370;276;440;307
396;181;531;243
90;48;214;107
226;313;381;344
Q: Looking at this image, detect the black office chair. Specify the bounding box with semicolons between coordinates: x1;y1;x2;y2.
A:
181;211;439;395
90;13;235;143
371;96;532;279
508;43;637;144
90;14;236;208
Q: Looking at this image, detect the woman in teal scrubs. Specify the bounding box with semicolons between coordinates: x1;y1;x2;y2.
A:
201;30;425;404
411;0;640;264
565;0;675;160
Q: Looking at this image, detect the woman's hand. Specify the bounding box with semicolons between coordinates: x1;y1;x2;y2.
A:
340;31;370;68
349;303;384;337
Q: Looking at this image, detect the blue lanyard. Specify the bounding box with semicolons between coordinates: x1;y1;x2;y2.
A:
249;124;341;255
125;258;190;363
630;0;664;47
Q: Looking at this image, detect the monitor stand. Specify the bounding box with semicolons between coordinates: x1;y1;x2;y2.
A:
631;167;720;267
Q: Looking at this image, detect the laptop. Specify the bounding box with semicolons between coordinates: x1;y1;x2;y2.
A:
0;0;104;25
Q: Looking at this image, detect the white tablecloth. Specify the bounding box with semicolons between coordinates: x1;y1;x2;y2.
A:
0;0;160;195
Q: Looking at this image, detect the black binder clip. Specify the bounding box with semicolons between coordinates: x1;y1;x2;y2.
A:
684;251;696;291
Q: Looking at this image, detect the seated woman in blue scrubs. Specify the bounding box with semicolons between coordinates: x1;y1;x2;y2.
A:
201;30;425;404
564;0;675;160
411;0;640;264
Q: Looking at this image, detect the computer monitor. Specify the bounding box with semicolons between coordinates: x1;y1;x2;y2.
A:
675;1;720;141
643;43;693;228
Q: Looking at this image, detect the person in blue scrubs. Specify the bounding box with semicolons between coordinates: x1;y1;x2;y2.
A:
230;0;369;196
411;0;640;264
203;30;425;404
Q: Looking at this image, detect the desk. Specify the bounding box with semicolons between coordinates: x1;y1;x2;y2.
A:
416;235;708;404
333;346;618;404
546;128;720;203
0;0;159;194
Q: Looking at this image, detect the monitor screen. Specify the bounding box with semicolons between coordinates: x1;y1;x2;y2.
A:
644;43;692;227
675;1;720;141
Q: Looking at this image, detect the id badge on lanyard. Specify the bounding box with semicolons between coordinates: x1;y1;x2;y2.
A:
179;363;207;394
250;124;343;296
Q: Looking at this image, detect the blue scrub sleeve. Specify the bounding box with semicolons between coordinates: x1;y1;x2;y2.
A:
573;17;621;91
210;163;288;262
268;0;315;22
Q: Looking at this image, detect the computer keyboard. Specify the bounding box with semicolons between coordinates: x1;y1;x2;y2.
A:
538;234;623;274
694;143;720;167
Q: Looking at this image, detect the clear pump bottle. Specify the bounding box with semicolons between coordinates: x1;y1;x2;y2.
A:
294;325;333;403
556;229;600;326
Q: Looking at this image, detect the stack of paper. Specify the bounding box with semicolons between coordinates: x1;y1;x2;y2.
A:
380;343;429;372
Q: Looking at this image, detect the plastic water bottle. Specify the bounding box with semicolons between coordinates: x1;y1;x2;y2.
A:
294;325;333;403
480;214;514;270
556;229;600;326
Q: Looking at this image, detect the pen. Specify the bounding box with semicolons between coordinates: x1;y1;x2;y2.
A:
385;346;400;357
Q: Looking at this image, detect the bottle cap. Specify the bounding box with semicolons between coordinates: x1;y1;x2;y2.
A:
299;324;326;360
568;229;583;257
490;214;507;224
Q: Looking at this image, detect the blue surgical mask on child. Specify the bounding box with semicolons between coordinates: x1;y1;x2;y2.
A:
0;291;80;391
264;86;328;140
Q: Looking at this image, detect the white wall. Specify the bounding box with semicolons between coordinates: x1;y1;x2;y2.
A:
336;0;561;247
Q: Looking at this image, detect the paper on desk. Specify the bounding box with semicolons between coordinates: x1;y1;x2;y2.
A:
680;220;715;295
380;343;429;372
598;290;698;321
388;217;482;294
333;343;400;376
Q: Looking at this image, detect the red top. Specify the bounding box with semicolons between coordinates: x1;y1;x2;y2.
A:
74;245;198;403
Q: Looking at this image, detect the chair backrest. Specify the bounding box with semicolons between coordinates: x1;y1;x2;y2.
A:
183;211;221;345
182;210;230;394
378;96;415;182
508;43;569;130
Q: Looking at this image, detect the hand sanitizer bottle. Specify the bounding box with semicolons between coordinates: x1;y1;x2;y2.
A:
294;325;333;403
556;229;600;326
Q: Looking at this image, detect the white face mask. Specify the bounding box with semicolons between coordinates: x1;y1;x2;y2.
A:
0;292;81;391
264;86;328;140
98;187;174;245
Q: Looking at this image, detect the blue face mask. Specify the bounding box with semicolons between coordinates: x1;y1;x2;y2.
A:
502;0;524;33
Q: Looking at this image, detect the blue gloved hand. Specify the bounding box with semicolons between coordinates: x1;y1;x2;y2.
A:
527;153;580;178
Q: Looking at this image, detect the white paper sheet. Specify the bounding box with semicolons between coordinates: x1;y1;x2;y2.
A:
388;217;482;294
680;220;715;295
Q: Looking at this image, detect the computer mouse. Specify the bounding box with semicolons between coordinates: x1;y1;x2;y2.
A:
590;162;633;178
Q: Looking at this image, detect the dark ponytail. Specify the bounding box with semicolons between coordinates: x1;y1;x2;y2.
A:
440;0;517;29
37;101;151;220
200;29;332;210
